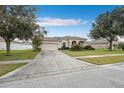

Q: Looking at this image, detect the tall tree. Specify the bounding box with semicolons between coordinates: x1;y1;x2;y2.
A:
90;7;124;51
0;5;38;55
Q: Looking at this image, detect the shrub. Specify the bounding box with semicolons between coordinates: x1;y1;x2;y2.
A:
66;47;69;50
58;48;61;50
118;42;124;51
83;46;95;50
33;48;41;52
61;47;70;50
61;46;66;50
70;45;83;51
32;35;42;52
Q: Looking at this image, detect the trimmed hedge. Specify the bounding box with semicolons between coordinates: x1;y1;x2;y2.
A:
58;47;69;50
83;46;95;50
70;45;95;51
59;45;95;51
70;45;83;51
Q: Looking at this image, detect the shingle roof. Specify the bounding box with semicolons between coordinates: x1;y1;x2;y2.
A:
43;37;61;42
61;36;87;40
44;36;87;41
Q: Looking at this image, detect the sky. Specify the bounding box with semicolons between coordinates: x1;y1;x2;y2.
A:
35;5;122;39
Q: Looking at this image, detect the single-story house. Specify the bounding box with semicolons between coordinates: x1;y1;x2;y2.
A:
41;36;87;50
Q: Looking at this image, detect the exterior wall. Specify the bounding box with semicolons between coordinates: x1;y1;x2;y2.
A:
61;39;85;48
41;43;58;50
90;43;109;49
42;40;61;50
87;41;118;49
42;38;86;50
58;42;62;48
69;40;85;47
42;40;59;44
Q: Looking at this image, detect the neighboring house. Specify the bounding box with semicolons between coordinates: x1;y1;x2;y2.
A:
41;36;87;50
0;37;32;50
86;38;118;49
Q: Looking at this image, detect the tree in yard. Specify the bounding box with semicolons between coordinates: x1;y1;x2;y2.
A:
32;35;42;52
31;27;47;52
0;5;38;56
90;7;124;51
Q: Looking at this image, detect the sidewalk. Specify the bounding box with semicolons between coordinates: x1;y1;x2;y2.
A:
0;60;32;64
76;54;124;59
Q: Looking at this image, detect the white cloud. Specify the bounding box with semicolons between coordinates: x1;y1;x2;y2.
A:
37;17;89;26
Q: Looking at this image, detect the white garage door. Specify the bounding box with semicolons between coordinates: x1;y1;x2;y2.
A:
42;43;58;50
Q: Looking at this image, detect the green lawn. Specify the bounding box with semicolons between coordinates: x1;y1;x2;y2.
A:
0;63;27;77
0;49;39;61
79;56;124;65
63;49;124;57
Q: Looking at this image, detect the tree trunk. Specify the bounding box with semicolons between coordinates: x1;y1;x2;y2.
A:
5;40;11;56
109;40;113;51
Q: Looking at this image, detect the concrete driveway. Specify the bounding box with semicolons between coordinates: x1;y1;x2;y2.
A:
0;50;95;84
1;50;124;88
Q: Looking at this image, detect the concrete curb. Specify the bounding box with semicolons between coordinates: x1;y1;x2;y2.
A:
100;62;124;67
0;62;30;80
0;65;100;85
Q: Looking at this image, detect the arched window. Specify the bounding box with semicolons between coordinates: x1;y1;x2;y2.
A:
78;41;84;46
71;41;77;47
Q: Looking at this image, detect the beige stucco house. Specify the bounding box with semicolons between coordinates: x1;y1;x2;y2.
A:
86;38;118;49
41;36;87;50
0;36;120;50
